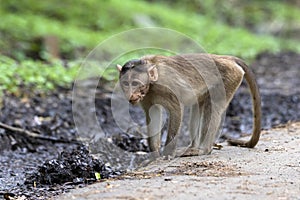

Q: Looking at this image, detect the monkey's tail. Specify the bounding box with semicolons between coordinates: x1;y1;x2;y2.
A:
227;58;262;148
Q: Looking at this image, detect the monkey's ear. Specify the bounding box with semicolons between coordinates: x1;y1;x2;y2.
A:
116;64;122;72
148;66;158;82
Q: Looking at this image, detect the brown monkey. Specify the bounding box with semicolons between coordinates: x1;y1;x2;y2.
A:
117;53;261;157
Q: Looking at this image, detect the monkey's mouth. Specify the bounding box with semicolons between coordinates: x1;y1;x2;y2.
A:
129;99;140;105
129;93;145;105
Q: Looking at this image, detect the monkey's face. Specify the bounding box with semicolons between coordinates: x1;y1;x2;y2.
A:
117;59;158;105
119;70;150;105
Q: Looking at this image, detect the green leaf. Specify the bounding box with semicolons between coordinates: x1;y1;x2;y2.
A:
95;172;101;180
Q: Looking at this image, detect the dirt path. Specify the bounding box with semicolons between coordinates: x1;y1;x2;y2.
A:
57;122;300;200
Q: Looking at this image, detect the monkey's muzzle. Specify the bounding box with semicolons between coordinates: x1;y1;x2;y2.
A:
129;93;145;105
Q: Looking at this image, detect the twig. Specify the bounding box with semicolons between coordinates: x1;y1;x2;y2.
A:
0;122;80;144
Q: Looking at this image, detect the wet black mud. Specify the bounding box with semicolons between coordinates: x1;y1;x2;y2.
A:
0;52;299;199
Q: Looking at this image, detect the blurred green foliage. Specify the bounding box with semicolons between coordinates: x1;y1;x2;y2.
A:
0;55;80;96
0;0;300;94
156;0;300;34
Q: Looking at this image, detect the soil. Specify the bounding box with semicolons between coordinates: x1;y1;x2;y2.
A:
57;122;300;200
0;52;299;200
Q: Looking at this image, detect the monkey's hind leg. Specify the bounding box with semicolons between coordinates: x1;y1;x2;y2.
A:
179;99;223;157
198;99;224;155
176;104;203;157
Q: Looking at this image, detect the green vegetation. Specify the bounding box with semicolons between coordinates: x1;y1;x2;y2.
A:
0;0;300;95
158;0;300;34
0;55;79;96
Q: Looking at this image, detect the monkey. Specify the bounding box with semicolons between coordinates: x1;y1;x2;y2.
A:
116;53;261;158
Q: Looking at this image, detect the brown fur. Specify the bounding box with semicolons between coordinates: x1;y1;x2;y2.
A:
118;53;261;157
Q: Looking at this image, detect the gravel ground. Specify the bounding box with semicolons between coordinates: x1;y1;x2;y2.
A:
57;122;300;200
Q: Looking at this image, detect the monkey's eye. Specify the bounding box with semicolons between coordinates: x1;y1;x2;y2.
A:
122;81;129;86
131;81;140;87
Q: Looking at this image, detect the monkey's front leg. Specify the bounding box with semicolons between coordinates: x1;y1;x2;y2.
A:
163;104;183;157
144;104;163;158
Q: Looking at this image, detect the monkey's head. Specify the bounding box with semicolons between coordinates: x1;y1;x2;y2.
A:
117;59;158;105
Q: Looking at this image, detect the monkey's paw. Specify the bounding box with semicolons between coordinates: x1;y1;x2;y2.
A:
175;147;202;157
213;143;223;150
